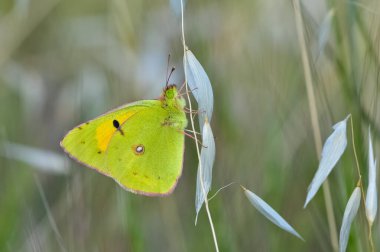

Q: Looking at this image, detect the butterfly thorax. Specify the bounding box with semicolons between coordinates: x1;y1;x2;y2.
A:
160;85;187;130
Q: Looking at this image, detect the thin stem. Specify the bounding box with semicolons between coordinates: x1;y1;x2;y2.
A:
208;182;236;201
292;0;339;251
350;117;375;252
180;1;219;252
369;226;375;252
350;116;362;183
350;117;366;203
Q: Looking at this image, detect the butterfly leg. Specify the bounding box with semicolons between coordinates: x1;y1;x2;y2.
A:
179;130;206;147
184;128;201;136
184;107;199;115
177;83;198;97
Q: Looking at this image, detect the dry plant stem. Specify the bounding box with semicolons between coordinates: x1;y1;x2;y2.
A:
35;177;67;252
369;228;375;252
349;117;375;252
292;0;339;251
350;117;364;194
208;182;236;201
180;1;219;252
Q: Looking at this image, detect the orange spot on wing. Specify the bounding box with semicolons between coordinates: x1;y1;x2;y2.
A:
96;111;136;152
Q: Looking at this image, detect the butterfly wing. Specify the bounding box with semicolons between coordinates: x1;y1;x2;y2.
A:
60;100;185;196
105;105;185;195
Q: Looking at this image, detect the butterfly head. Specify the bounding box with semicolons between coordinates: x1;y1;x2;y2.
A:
164;84;177;99
161;84;186;111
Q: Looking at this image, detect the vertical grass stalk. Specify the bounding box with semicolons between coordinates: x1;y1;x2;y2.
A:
292;0;339;250
180;1;219;251
349;117;375;252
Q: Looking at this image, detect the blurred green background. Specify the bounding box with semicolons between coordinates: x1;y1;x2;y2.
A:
1;0;379;251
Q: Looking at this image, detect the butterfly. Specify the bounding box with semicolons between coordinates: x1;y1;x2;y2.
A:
60;84;187;196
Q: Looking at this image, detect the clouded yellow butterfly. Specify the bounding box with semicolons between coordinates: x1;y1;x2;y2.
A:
60;85;187;196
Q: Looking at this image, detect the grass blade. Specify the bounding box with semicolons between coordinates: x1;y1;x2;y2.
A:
366;129;377;225
316;9;335;58
195;121;215;221
184;49;214;128
242;186;304;241
304;115;349;207
339;187;361;252
1;141;69;174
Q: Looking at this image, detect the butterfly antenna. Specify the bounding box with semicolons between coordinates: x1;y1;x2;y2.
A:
165;54;171;88
166;67;176;87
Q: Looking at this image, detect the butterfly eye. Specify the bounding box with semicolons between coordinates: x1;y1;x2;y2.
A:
133;144;145;155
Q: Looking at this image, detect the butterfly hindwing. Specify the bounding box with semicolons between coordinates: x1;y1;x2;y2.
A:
105;106;185;195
